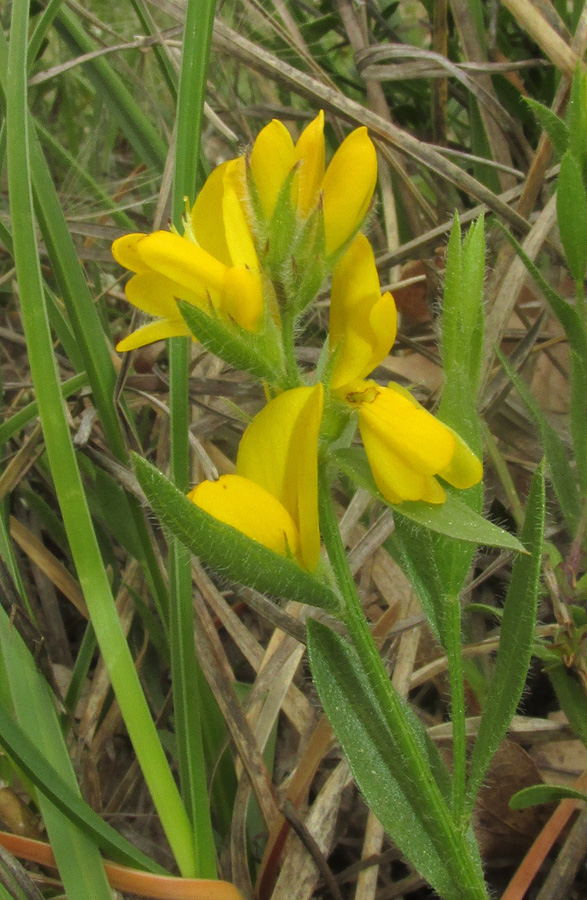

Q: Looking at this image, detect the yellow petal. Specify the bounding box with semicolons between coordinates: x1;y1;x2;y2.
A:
125;272;184;318
250;119;296;220
221;267;264;332
294;111;325;217
438;429;483;489
379;384;483;490
236;384;324;570
329;235;397;389
190;161;233;267
357;383;456;503
322;127;378;255
359;418;444;503
115;318;190;352
136;231;226;309
188;474;301;562
112;233;151;274
222;158;259;271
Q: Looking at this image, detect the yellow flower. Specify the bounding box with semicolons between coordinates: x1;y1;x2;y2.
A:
113;159;264;351
188;385;323;570
329;234;397;390
329;237;482;504
249;112;378;255
348;381;483;504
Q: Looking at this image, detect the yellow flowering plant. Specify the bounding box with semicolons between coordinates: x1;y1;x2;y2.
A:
120;114;544;900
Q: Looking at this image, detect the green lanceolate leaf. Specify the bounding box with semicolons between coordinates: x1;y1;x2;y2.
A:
133;454;340;611
548;662;587;748
464;462;545;816
570;350;587;494
496;348;580;532
441;214;485;439
510;783;587;810
178;300;285;383
332;447;525;552
307;619;488;900
525;98;569;157
566;65;587;173
557;151;587;283
386;525;445;640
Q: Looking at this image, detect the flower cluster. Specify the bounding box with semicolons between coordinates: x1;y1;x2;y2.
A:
114;113;482;571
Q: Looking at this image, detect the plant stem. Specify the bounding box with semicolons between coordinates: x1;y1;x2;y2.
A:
318;470;489;899
281;310;302;388
443;593;467;824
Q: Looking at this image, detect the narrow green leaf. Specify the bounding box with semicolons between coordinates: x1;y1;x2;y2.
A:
35;121;134;229
557;151;587;282
465;462;545;816
0;687;166;874
510;783;587;810
440;214;484;450
5;6;194;873
566;64;587;171
386;527;444;640
28;0;67;69
548;662;587;748
128;0;178;100
525;98;569;157
172;0;215;215
496;348;580;531
439;216;462;376
307;619;488;900
333;447;525;551
0;373;88;446
133;454;340;611
494;220;587;359
169;0;218;873
570;350;587;494
178;300;285;382
54;6;167;171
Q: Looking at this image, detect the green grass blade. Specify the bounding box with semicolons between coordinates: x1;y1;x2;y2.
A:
129;0;178;101
35;121;135;229
570;350;587;495
5;1;195;874
0;660;166;875
464;462;545;816
168;0;218;877
0;373;88;446
496;348;580;531
54;6;167;171
28;0;67;70
0;31;170;624
494;220;587;359
0;570;111;898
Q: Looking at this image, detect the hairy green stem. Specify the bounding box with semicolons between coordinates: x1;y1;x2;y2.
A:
444;594;467;824
280;310;302;389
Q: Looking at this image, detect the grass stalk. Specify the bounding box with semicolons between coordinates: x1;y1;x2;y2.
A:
5;0;196;876
168;0;218;877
